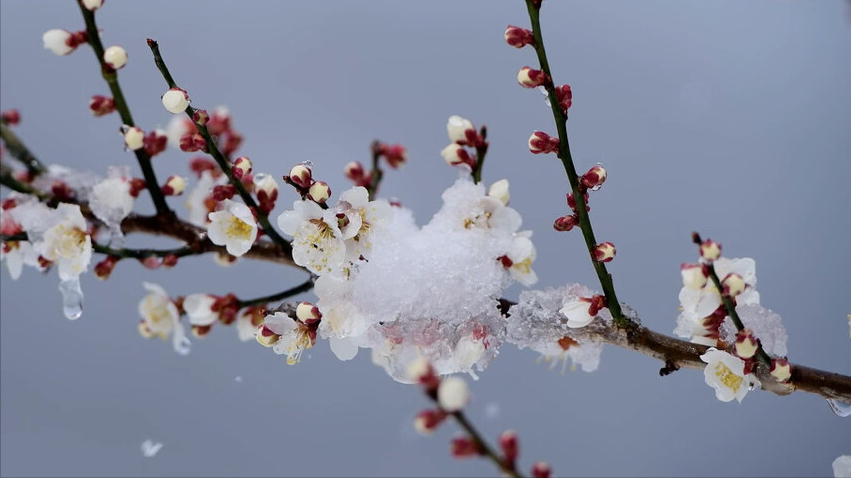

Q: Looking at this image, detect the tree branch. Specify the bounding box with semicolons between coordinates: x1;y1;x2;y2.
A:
238;277;316;308
0;121;47;176
76;0;172;217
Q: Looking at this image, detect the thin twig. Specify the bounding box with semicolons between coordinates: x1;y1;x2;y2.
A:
145;38;292;252
91;242;195;260
471;126;489;184
451;411;522;478
524;0;627;326
0;121;47;176
76;0;171;217
367;140;383;200
238;277;316;308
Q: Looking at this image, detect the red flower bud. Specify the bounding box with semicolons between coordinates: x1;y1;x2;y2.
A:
504;25;534;48
553;215;578;232
528;131;559;154
451;437;482;458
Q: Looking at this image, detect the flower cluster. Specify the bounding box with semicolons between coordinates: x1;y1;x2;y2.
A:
440;115;486;171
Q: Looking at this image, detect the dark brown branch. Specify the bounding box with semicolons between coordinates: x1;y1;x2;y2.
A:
0;121;47;176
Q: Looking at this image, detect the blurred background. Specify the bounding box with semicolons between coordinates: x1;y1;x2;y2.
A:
1;1;850;476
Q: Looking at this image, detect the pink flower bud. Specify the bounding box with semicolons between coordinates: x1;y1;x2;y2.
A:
769;358;792;382
143;129;168;157
88;95;115;117
256;325;282;347
566;192;590;212
308;181;331;204
140;256;162;269
161;175;186;196
680;263;708;290
123;126;145;151
380;143;408;169
212;184;236;202
593;242;616;262
532;461;552;478
179;133;206;152
344;161;365;182
504;25;534;48
734;329;759;359
295;302;322;325
555;84;573;112
1;109;21;125
192;108;209;125
103;45;128;70
528;131;559;154
441;144;476;168
190;157;219;178
721;273;746;297
414;409;447;435
161;87;190;114
451;437;482;458
94;255;119;280
517;66;547;88
580;165;607;190
232;157;252;179
700;239;722;261
162;254;179;268
499;430;519;463
553;215;578;232
289;164;313;189
129;178;146;198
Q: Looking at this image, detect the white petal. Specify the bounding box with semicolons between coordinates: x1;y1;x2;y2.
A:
561;300;594;328
340;187;369;209
330;336;359;361
277;209;303;236
264;312;296;335
489;205;522;233
184;294;217;326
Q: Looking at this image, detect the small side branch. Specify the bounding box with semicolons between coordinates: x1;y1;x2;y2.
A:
238;278;316;308
0;121;47;176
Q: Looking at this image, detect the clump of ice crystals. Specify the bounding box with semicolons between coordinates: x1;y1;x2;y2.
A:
311;178;535;382
506;285;606;372
722;303;788;357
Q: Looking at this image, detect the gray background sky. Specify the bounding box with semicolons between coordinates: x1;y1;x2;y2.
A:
1;1;850;476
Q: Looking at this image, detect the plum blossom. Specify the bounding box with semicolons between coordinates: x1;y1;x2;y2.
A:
331;187;392;262
235;307;264;342
700;348;758;403
138;282;190;355
183;294;218;326
38;204;92;281
502;232;538;286
277;199;346;275
263;312;317;365
186;170;227;227
207;199;258;257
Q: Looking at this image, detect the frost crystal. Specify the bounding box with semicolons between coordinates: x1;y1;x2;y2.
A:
90;166;134;246
507;286;606;372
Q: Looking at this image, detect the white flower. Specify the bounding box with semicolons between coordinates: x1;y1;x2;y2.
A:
183;293;217;326
207;199;258;257
265;312;315;365
504;232;537;286
43;29;74;56
103;45;127;70
90;176;134;226
699;348;758;403
38;204;92;281
446;115;474;143
452;335;486;373
235;308;262;342
437;376;469;412
138;282;190;355
277;200;346;275
333;187;392;262
161;88;189;114
186;171;225;227
834;455;851;478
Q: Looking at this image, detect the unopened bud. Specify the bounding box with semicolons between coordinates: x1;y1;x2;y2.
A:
162;254;179;268
189;157;218;178
593;241;616;262
700;239;722;261
680;263;708;290
129;178;146;197
289;164;313;189
232;157;252;179
487;179;510;206
555;84;573;112
528;131;559;154
94;255;119;280
517;66;547;88
734;329;759;359
532;461;552;478
43;29;86;56
212;184;236;202
295;302;322;325
124;126;145;150
580;165;607;190
214;251;237;267
81;0;104;11
140;256;162;269
103;45;128;70
308;181;331;204
566;192;590;212
88;95;115;116
447;115;475;144
143;129;168;157
407;357;439;390
769;358;791;382
499;430;519;463
414;409;447;435
192;108;209;125
553;215;578;232
437;376;469;412
504;25;534;48
161;175;186;196
441;144;475;168
254;173;279;212
256;325;281;347
179;133;206;152
191;324;212;337
344;161;365;181
381;143;407;169
1;109;21;125
451;437;482;458
161;87;190;114
722;273;745;297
